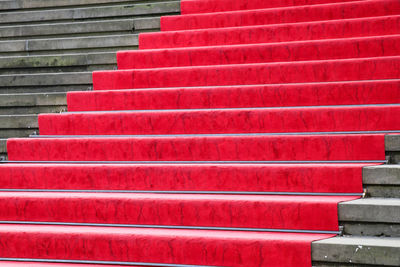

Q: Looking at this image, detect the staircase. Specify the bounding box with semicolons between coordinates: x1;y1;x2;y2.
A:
0;0;179;160
1;0;400;266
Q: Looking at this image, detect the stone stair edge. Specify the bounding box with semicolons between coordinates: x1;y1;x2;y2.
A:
0;1;180;25
0;17;161;40
0;34;139;55
0;52;117;70
386;134;400;151
0;0;167;11
312;235;400;266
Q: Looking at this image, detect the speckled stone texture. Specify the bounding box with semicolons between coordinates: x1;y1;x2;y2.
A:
3;0;400;266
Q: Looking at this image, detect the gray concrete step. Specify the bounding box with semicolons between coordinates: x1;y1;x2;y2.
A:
386;134;400;164
0;114;38;138
0;17;160;40
0;138;6;160
364;165;400;198
0;92;66;114
0;34;138;56
0;72;92;87
0;1;179;25
0;72;92;94
312;236;400;266
0;0;148;11
0;52;116;74
339;198;400;237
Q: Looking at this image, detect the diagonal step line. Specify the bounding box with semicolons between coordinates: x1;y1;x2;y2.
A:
63;103;400;114
0;221;342;235
1;160;388;164
29;130;400;138
0;189;364;196
0;257;220;267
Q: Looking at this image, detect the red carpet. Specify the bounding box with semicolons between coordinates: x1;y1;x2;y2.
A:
3;0;400;266
68;80;400;111
139;16;400;49
0;164;366;193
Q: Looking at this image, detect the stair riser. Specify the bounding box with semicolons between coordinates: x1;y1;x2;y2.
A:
0;225;331;267
39;106;400;135
0;164;366;193
119;35;400;69
67;80;400;111
163;0;400;31
6;134;386;161
341;222;400;237
0;53;115;71
0;193;353;230
0;85;91;94
0;129;38;139
140;16;400;49
93;57;400;90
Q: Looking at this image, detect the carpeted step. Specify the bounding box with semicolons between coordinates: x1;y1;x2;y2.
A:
0;163;367;193
0;192;356;231
6;134;385;161
119;35;400;69
93;56;400;90
38;105;400;135
0;224;332;267
163;0;400;31
139;15;400;49
67;80;400;111
0;262;124;267
180;0;363;14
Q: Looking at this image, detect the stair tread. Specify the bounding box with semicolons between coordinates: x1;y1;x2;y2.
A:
0;191;356;231
38;105;400;135
6;134;386;161
119;35;400;69
140;15;400;49
93;56;400;90
68;80;400;111
181;0;361;14
0;163;367;193
163;0;400;31
312;235;400;266
0;223;331;267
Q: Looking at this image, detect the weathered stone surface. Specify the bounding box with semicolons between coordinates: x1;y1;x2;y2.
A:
0;139;6;153
0;84;91;94
0;92;67;114
0;72;92;87
0;34;138;54
342;222;400;237
363;165;400;185
0;19;133;39
339;198;400;223
0;114;38;129
0;53;116;70
0;1;180;24
366;185;400;198
0;92;66;107
312;236;400;266
0;0;147;10
0;128;38;138
0;18;160;40
386;134;400;151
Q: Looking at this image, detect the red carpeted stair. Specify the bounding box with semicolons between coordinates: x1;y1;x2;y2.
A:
2;0;400;266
